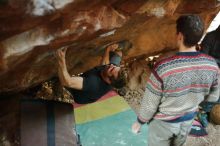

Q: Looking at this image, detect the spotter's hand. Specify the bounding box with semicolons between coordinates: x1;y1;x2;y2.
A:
131;121;141;134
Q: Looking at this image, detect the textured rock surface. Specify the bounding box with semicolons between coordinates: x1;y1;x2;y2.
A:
210;104;220;125
0;0;220;93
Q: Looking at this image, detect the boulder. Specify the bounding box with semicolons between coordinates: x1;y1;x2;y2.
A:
0;0;219;93
210;104;220;125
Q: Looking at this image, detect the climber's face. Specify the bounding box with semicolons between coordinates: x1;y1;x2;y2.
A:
106;64;120;80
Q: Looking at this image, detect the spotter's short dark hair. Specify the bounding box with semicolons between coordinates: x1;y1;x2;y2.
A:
176;15;204;47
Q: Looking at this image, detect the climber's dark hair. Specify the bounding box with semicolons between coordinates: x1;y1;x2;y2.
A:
110;68;127;89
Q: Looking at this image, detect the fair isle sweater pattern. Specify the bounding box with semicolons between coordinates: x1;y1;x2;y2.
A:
138;52;220;123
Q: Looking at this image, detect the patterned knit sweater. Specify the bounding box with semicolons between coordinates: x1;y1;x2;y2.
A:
138;52;220;123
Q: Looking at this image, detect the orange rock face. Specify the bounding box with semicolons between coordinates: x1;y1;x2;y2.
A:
210;104;220;125
0;0;220;93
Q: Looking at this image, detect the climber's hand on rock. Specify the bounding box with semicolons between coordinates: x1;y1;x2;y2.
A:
55;47;67;58
55;47;67;62
106;43;119;52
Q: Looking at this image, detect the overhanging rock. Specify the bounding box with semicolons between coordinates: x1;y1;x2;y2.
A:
0;0;220;93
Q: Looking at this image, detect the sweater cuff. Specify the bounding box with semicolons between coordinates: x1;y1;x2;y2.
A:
137;117;146;125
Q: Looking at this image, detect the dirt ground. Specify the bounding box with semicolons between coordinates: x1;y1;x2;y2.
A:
121;88;220;146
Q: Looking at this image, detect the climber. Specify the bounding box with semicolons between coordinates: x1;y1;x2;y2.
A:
55;41;131;104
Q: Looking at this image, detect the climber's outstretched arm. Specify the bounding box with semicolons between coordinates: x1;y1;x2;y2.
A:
101;43;122;65
55;47;83;90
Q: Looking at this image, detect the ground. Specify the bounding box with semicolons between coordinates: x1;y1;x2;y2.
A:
121;88;220;146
